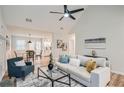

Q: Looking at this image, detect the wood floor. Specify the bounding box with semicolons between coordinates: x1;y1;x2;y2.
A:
108;73;124;87
2;57;124;87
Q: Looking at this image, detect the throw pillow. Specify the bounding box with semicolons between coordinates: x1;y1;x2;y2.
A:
15;61;26;66
85;59;96;73
59;55;70;64
78;55;91;66
92;58;106;67
69;58;80;67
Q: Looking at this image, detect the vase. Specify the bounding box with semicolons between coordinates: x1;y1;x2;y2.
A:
48;63;53;70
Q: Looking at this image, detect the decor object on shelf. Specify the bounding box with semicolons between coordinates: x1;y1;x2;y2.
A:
91;50;96;56
84;37;106;49
48;53;53;70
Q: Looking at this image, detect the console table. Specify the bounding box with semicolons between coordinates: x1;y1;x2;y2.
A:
84;55;108;60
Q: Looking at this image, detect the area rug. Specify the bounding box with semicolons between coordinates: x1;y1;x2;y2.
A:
16;72;84;87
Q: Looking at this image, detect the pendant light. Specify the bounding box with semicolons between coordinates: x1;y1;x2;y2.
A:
28;34;32;43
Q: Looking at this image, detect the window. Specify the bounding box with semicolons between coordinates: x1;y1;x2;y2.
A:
44;40;51;47
16;40;26;50
36;41;41;50
29;41;35;50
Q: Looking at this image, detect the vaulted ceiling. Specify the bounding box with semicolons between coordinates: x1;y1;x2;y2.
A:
1;5;87;33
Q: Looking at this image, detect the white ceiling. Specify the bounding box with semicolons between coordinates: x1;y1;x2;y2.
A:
2;5;87;33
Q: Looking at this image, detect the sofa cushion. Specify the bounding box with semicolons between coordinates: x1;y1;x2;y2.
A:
78;55;91;66
55;62;90;82
78;55;106;67
67;65;91;82
55;62;69;71
69;58;80;67
91;58;106;67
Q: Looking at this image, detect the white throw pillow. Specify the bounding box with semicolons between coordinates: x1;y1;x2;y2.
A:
69;58;80;67
15;61;26;66
92;58;106;67
78;55;90;66
70;55;78;59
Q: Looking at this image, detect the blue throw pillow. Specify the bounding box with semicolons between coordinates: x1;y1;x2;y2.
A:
59;55;70;64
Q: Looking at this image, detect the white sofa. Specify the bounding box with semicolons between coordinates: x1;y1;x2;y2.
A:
55;55;110;87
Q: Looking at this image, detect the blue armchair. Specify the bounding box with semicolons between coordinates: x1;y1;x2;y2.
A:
7;57;34;80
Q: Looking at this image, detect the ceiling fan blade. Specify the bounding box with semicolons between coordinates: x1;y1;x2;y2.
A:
50;11;64;14
64;5;67;13
70;8;84;14
69;15;76;20
59;16;64;21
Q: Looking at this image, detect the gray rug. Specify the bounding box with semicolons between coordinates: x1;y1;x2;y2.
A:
16;72;84;87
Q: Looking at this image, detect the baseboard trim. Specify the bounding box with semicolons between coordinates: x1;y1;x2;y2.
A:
111;70;124;75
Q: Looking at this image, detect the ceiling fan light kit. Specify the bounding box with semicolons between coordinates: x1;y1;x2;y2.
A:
64;13;69;17
50;5;84;21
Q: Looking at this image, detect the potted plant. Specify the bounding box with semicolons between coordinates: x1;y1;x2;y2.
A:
48;53;54;70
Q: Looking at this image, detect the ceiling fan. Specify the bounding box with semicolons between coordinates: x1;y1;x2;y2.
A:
50;5;84;21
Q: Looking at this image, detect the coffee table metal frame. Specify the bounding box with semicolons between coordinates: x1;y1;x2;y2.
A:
37;66;71;87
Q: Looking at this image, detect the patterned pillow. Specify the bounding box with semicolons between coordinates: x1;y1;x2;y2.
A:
59;55;70;64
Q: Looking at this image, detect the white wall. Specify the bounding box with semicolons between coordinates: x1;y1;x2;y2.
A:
71;6;124;74
52;32;69;58
0;7;7;81
7;26;52;39
68;33;75;56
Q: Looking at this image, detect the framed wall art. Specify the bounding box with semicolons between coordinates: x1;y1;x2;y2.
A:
57;40;67;51
57;40;63;48
84;37;106;49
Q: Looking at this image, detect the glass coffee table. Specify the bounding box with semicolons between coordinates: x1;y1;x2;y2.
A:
37;65;71;87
